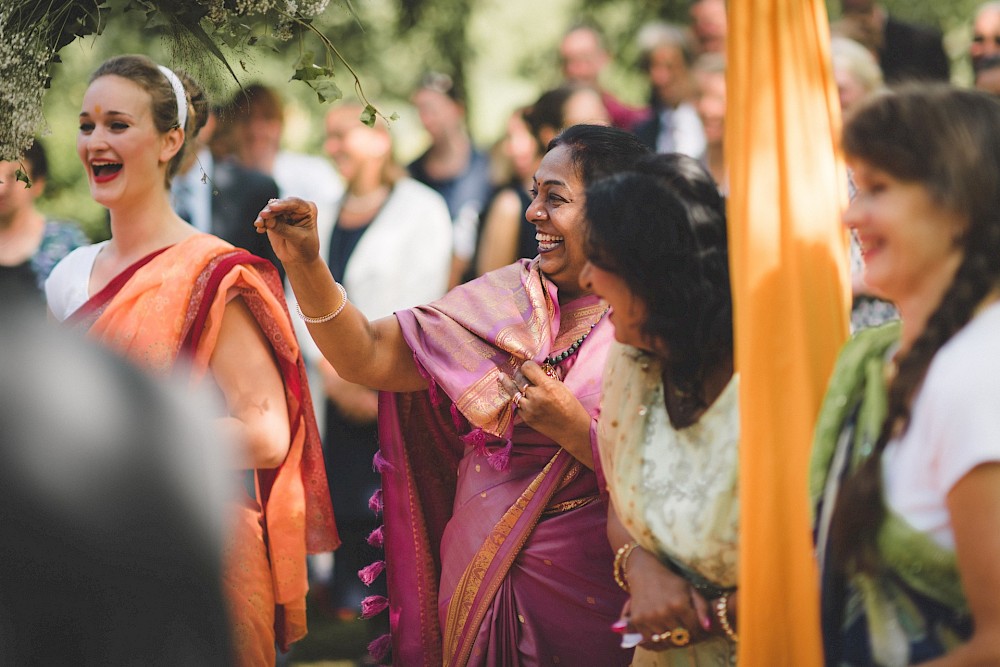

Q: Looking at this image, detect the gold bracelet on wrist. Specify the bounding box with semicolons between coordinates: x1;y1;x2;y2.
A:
715;592;738;642
296;282;348;324
612;542;639;593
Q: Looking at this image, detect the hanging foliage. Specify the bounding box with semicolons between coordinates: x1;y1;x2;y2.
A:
0;0;386;162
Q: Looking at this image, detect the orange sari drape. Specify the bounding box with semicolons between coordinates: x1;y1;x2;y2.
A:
78;234;338;664
726;1;850;664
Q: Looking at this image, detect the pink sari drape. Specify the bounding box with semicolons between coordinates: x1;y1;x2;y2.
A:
68;234;338;663
379;260;630;666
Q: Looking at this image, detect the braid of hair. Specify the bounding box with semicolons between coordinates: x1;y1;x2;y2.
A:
829;219;1000;573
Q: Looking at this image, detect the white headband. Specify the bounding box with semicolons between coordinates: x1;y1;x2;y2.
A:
157;65;188;130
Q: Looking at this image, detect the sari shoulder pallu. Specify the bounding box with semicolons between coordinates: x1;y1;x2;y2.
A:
810;322;970;667
69;234;338;665
380;259;631;667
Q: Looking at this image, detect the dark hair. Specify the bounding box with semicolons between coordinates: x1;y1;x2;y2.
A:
524;84;603;145
584;157;732;425
635;152;728;251
547;124;651;188
21;140;48;181
831;85;1000;572
637;22;695;70
230;83;285;122
524;86;575;142
90;55;208;185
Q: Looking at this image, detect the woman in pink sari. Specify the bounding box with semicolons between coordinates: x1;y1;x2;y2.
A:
44;55;338;666
257;125;650;665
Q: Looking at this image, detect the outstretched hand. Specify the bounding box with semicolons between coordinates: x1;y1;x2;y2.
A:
253;197;321;265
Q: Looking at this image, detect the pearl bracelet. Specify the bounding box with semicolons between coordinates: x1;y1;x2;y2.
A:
715;592;738;642
296;282;348;324
612;542;639;593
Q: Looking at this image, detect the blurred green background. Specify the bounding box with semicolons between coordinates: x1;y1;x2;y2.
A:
35;0;986;241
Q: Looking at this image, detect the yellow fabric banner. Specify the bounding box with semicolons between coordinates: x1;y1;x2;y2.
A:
726;0;851;664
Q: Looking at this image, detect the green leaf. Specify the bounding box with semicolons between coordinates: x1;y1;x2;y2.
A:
15;168;32;187
360;105;377;128
292;52;326;82
304;77;343;104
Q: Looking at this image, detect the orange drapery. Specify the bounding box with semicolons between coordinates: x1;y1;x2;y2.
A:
726;0;850;664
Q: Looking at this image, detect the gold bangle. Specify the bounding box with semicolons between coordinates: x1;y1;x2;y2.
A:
612;542;639;593
715;593;738;642
296;282;347;324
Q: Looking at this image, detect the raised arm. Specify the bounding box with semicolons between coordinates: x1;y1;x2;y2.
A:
255;197;427;393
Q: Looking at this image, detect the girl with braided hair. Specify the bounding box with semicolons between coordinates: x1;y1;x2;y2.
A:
811;85;1000;665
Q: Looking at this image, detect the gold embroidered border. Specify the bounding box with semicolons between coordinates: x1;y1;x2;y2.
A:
442;452;561;666
541;494;600;516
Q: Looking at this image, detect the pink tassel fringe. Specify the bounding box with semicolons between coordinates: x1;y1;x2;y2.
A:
368;488;383;515
367;525;384;548
461;427;489;458
368;633;392;662
358;560;386;586
372;450;394;474
487;440;513;471
361;595;389;619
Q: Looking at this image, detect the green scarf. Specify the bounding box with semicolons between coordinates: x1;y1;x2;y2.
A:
810;322;968;665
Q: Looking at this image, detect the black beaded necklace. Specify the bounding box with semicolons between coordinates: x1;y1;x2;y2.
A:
541;307;610;377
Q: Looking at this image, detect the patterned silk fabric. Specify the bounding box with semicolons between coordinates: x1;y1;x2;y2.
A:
381;259;629;667
599;342;739;666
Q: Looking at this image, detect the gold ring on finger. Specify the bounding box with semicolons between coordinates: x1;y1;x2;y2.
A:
669;627;690;647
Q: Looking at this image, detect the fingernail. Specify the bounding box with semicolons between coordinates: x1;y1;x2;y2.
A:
610;619;628;633
701;615;711;631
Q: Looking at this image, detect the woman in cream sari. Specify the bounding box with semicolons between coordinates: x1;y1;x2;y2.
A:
582;154;739;666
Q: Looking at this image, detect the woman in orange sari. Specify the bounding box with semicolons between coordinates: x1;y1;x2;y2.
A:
44;55;338;666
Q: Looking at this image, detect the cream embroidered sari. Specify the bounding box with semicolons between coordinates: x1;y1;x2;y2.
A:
599;342;740;666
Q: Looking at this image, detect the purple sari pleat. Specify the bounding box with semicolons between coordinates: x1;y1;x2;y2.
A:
377;260;631;666
379;389;464;665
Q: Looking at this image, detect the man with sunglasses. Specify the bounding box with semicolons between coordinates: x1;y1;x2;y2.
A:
972;2;1000;74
